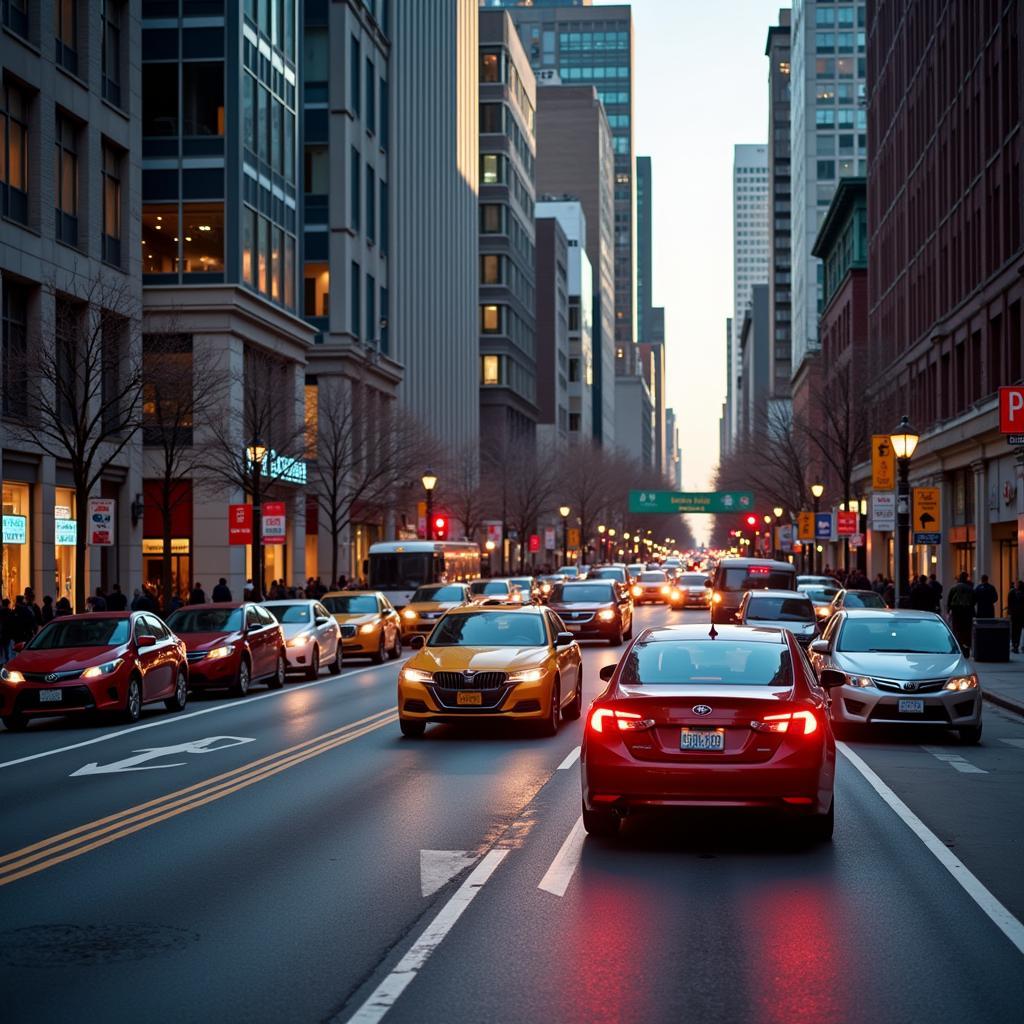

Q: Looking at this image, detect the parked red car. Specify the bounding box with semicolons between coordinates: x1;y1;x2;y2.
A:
581;623;838;841
0;612;189;731
165;603;286;696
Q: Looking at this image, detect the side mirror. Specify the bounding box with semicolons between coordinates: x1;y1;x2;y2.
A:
315;615;330;625
599;664;616;682
12;642;25;653
137;634;156;648
410;635;426;650
554;631;575;647
819;669;847;689
809;638;830;655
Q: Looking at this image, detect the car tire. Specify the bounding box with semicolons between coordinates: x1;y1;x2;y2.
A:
268;653;286;690
958;723;983;745
328;644;342;675
233;658;251;698
582;802;620;839
804;798;834;843
400;717;426;738
538;679;560;737
608;625;622;647
624;620;633;640
2;712;28;732
306;645;320;681
164;669;189;712
123;676;143;723
389;633;403;660
562;669;583;720
371;633;386;665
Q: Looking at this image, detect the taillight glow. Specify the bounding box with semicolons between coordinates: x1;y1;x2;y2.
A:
589;708;652;733
754;710;819;735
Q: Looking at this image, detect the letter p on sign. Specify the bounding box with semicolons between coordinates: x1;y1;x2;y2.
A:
1000;387;1024;433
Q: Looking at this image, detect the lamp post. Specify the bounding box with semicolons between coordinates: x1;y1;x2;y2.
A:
559;505;570;566
810;482;824;574
421;470;438;540
890;416;920;608
246;438;268;600
772;506;784;560
597;523;606;562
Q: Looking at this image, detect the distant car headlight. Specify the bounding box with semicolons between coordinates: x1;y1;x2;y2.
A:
402;609;418;620
541;583;551;593
507;668;545;683
660;585;670;594
712;592;722;604
403;668;433;683
0;667;24;684
815;605;831;617
597;608;616;621
670;589;681;601
205;645;235;660
945;674;978;691
359;623;377;634
81;658;124;678
631;585;642;597
286;632;312;648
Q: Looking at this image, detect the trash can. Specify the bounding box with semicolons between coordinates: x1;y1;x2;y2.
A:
971;617;1011;662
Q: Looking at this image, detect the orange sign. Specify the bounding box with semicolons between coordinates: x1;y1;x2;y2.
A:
872;435;896;490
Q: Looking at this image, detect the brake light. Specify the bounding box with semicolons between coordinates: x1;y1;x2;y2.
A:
748;566;771;576
589;708;653;733
752;710;819;736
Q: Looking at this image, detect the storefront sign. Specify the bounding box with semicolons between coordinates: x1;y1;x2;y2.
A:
56;518;77;546
567;527;580;549
796;511;815;541
849;532;864;549
54;505;72;521
484;521;503;546
2;514;26;545
871;435;896;490
871;492;896;531
543;526;556;551
262;501;287;545
999;386;1024;433
836;510;858;536
142;538;191;555
912;487;941;545
248;449;307;485
228;503;253;545
815;512;834;542
88;497;115;546
778;523;793;554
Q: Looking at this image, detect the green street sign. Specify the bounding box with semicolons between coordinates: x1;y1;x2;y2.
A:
628;490;755;515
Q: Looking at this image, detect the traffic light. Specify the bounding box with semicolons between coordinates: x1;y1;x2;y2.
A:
744;514;758;529
433;515;448;540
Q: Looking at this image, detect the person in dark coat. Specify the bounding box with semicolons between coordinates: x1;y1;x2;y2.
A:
40;596;55;624
54;596;73;617
974;574;998;618
12;595;37;643
0;598;14;662
1008;580;1024;653
189;582;207;605
211;578;232;602
106;583;128;611
909;575;934;611
928;573;943;612
947;573;976;653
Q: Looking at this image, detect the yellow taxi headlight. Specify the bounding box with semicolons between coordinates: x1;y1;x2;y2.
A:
507;668;545;683
402;609;417;620
403;668;434;684
359;623;376;634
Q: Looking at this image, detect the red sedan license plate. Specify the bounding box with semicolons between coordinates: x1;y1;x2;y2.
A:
680;728;725;751
39;689;62;703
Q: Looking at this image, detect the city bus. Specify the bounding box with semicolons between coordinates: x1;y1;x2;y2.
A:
366;541;481;609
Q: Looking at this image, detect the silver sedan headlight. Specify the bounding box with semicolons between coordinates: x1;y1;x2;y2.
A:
945;674;978;691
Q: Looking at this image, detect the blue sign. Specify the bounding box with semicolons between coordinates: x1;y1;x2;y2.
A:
815;513;833;541
914;532;942;545
248;449;307;486
2;514;26;544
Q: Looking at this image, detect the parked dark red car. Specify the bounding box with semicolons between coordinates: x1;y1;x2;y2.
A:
165;603;286;696
0;612;189;731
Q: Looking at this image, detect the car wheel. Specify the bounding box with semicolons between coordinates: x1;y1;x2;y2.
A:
562;669;583;721
233;659;251;698
268;653;286;689
804;798;835;843
538;679;560;737
389;632;403;660
624;619;633;640
371;633;386;665
123;676;142;723
958;723;983;745
328;643;342;675
608;624;623;647
400;717;426;738
1;712;28;732
164;669;189;712
582;802;620;839
306;645;320;681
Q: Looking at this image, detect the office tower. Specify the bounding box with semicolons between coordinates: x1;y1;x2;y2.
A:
614;373;653;468
534;217;570;453
636;156;652;345
738;284;770;441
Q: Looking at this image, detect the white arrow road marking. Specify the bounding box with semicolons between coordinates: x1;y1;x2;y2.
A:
556;745;581;770
538;815;586;897
344;849;508;1024
70;736;254;777
921;746;988;774
419;850;478;897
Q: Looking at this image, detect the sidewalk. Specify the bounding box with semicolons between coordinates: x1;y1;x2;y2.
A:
975;652;1024;717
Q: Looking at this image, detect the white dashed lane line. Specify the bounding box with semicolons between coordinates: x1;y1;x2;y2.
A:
556;745;581;770
920;746;988;774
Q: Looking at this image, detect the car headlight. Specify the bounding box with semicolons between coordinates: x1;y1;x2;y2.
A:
403;668;433;683
0;667;24;684
286;632;311;648
670;589;681;600
359;622;377;634
712;592;722;604
850;676;873;688
402;609;418;620
507;668;545;683
945;674;978;691
541;583;551;593
205;645;235;660
631;585;642;597
597;608;616;621
81;658;125;679
660;585;670;594
815;605;831;617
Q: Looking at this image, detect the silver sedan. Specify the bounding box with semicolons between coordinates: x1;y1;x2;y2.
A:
262;599;342;679
808;609;982;743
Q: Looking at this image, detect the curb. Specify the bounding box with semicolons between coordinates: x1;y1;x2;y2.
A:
983;690;1024;718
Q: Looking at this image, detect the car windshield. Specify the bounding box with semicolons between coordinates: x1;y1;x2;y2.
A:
323;595;379;614
836;617;958;654
620;640;792;686
591;568;626;583
680;574;708;586
263;604;310;624
745;597;815;622
411;585;466;603
843;591;886;608
552;583;615;604
558;567;579;577
469;580;510;596
509;579;533;590
640;572;667;583
27;618;130;649
167;608;244;633
428;612;546;647
720;567;794;591
800;586;840;601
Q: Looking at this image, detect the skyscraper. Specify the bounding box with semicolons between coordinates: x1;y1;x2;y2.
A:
636;156;652;345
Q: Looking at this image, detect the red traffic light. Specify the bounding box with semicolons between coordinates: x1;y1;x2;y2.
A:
744;514;758;528
433;515;448;539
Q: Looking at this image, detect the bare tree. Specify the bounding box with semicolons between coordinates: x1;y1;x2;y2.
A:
506;445;557;572
3;277;144;611
441;441;491;544
557;442;617;563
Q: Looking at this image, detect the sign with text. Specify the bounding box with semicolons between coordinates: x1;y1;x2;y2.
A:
142;537;191;556
999;386;1024;433
262;501;287;545
871;492;896;531
778;523;793;554
912;487;941;544
815;512;834;542
2;514;26;545
567;527;580;549
228;503;252;545
836;510;858;536
797;511;815;541
849;532;864;549
871;435;896;490
543;526;556;551
55;518;77;546
528;533;540;553
628;489;754;515
88;497;115;547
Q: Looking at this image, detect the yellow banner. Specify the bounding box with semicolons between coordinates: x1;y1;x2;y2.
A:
567;528;580;549
912;487;941;533
797;511;815;541
872;435;896;490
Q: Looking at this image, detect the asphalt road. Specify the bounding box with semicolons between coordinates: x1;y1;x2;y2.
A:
1;604;1023;1023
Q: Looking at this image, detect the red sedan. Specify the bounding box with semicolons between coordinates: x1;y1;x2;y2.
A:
166;603;286;697
0;612;189;730
581;623;838;841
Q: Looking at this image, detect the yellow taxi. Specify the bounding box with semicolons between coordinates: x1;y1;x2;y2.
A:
322;591;402;663
399;582;472;641
397;605;583;738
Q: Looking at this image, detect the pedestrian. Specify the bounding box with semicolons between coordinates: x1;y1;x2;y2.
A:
212;577;232;602
974;574;998;618
928;573;943;612
947;572;976;654
189;581;206;604
12;595;37;644
909;575;934;611
872;573;887;595
0;598;14;663
106;583;128;611
87;587;107;612
882;579;896;608
40;595;55;624
55;596;73;617
1008;580;1024;653
23;587;42;627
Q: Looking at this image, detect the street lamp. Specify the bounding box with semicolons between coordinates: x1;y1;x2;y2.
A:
597;523;606;562
810;482;824;574
421;470;438;540
559;505;570;566
246;438;268;599
890;415;920;607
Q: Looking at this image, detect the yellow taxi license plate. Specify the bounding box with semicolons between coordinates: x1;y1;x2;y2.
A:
457;692;483;706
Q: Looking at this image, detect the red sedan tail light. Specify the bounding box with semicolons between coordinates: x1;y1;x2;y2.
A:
589;707;654;733
751;710;819;736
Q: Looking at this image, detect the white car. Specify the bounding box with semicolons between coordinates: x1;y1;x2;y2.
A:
738;589;819;646
262;600;342;679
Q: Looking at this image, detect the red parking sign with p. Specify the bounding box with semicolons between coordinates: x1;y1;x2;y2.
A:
999;387;1024;433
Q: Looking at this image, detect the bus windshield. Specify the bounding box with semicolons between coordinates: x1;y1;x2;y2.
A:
369;553;433;590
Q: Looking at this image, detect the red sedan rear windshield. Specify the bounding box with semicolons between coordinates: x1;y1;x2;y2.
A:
28;618;130;649
620;640;792;687
167;608;243;633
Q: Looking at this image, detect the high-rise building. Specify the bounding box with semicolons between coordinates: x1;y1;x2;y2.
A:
730;144;769;445
665;407;682;490
738;284;771;442
535;86;614;444
614;374;653;468
391;0;480;453
534;217;569;453
636;156;652;345
479;10;538;445
765;11;792;415
720;316;734;456
789;0;867;404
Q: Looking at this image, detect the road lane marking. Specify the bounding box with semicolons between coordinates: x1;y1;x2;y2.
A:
0;658;405;770
1000;738;1024;749
538;815;586;897
420;850;478;897
70;736;255;776
0;708;397;886
920;746;988;774
344;850;508;1024
556;745;581;770
838;741;1024;956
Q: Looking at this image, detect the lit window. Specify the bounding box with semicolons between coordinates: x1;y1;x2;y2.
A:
482;355;500;385
481;305;500;333
142;205;179;274
481;255;501;284
182;202;224;273
482;154;501;185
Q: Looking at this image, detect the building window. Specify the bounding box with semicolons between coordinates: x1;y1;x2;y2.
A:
350;35;360;115
258;216;270;293
55;0;79;76
350;261;361;340
2;0;28;39
481;255;501;284
480;51;501;83
305;146;328;194
482;355;500;385
366;273;376;345
142;205;178;274
304;263;328;317
183;62;224;136
350;146;360;230
481;154;502;185
102;144;122;266
270;225;282;300
143;64;178;136
55;114;80;248
379;77;389;150
816;160;835;180
243;71;256;151
1;278;28;418
101;0;123;107
1;83;29;225
380;180;389;256
569;412;581;432
481;305;500;333
182;202;224;274
480;103;502;133
366;164;376;243
242;205;255;284
480;204;502;233
365;58;376;135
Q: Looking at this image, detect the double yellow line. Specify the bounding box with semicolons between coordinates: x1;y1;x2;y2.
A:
0;707;397;887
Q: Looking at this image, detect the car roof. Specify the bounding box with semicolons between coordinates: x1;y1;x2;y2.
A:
50;611;133;619
838;589;878;595
561;579;614;587
636;624;786;644
171;602;246;611
445;604;543;616
719;558;795;570
322;590;380;598
262;598;316;605
840;608;939;619
745;589;812;599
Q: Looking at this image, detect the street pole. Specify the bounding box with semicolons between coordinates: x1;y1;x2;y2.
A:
896;456;910;607
812;494;820;575
251;460;263;601
425;487;433;541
